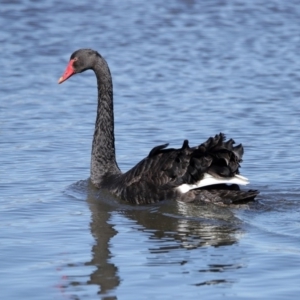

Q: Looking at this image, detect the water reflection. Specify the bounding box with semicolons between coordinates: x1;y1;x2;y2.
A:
85;185;120;299
79;180;244;296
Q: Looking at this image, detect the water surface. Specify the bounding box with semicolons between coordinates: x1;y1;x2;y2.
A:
1;0;300;299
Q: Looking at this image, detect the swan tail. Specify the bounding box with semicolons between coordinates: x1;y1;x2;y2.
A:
176;173;249;193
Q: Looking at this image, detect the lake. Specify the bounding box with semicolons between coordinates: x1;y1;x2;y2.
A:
1;0;300;299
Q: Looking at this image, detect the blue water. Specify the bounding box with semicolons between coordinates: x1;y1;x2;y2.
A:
1;0;300;299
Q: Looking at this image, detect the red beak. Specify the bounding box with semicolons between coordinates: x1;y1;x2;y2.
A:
58;59;76;84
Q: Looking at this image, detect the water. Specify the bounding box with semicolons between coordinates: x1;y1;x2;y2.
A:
1;0;300;299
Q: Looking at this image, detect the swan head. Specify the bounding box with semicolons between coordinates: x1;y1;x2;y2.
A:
58;49;101;84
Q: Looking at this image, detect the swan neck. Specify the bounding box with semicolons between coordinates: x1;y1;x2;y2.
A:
90;58;120;186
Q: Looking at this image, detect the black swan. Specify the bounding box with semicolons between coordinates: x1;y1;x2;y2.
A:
58;49;258;205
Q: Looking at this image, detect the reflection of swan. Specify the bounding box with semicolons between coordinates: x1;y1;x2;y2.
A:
66;180;121;297
63;181;246;295
175;201;243;248
58;49;258;205
87;197;120;295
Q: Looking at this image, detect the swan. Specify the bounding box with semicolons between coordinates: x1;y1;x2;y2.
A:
58;49;258;205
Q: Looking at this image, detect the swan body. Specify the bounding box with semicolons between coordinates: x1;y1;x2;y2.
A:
58;49;258;205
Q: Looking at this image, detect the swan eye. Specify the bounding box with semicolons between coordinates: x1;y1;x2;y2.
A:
71;57;78;66
72;57;79;68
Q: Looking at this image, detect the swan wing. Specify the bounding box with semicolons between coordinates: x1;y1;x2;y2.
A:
116;133;254;204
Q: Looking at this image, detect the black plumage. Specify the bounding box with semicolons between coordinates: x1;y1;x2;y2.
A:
58;49;258;205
